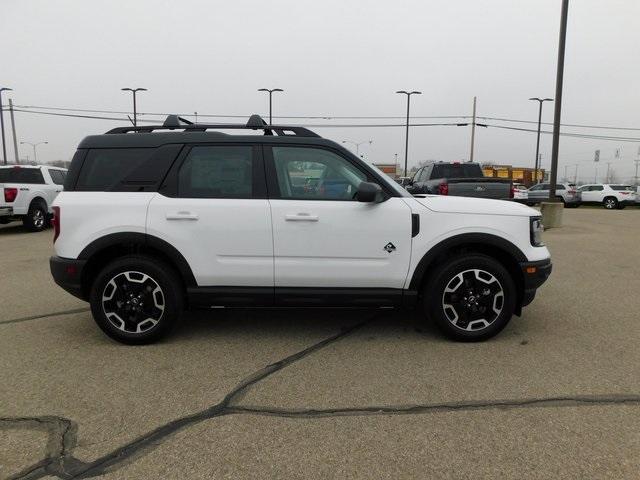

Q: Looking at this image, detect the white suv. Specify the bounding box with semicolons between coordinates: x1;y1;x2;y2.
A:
577;184;637;209
50;115;552;344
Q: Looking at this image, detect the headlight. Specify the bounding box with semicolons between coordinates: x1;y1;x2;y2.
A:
530;217;545;247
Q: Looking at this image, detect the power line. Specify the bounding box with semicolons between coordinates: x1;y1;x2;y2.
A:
484;123;640;142
478;116;640;131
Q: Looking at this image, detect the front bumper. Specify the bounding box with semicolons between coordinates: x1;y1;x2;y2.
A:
50;256;87;300
520;258;552;307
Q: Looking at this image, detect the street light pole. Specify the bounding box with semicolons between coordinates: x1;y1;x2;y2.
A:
549;0;570;201
342;140;373;157
258;88;284;125
396;90;422;177
121;88;147;127
529;97;553;184
0;87;13;165
20;141;48;164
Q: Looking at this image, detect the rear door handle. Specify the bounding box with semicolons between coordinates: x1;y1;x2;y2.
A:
166;211;199;220
285;213;319;222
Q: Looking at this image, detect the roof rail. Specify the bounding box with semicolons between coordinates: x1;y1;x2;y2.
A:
105;114;320;137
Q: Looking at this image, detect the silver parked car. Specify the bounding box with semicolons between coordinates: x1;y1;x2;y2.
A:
526;182;581;207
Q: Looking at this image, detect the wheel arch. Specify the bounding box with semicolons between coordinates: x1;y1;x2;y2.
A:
77;232;196;301
409;233;527;313
29;196;47;208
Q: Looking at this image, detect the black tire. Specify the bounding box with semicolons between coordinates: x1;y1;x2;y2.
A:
603;197;618;210
423;254;516;342
23;201;49;232
89;255;183;345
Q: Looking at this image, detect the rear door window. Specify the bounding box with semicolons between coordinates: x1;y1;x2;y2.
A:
610;185;633;191
0;167;45;184
178;145;255;198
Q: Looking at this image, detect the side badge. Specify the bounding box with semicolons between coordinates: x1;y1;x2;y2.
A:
384;242;396;253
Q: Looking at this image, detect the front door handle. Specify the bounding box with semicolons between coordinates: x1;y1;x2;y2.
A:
285;213;319;222
166;211;199;221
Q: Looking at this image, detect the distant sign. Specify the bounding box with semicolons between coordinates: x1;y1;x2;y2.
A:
594;149;600;162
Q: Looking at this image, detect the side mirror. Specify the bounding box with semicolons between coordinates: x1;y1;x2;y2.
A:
357;182;382;203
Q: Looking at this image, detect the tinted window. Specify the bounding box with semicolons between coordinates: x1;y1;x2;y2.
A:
272;146;367;200
529;184;542;191
49;169;65;185
0;167;45;184
591;185;604;191
178;146;253;198
77;148;154;190
610;185;633;191
431;163;483;179
556;184;566;191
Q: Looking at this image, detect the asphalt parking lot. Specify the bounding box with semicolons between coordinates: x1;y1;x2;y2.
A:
1;208;639;480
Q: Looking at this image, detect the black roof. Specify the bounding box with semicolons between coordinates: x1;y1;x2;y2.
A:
79;114;333;149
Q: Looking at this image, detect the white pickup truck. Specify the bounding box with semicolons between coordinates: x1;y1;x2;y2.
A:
0;165;68;231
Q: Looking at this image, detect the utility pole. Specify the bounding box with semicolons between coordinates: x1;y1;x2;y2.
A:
548;0;570;201
8;99;19;164
529;97;553;185
0;87;12;165
396;90;422;177
563;165;568;182
469;96;477;162
573;164;579;184
605;162;611;183
20;141;47;164
635;146;640;187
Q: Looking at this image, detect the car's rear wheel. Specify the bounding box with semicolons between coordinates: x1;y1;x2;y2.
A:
603;197;618;209
423;254;516;341
90;255;183;344
23;201;49;232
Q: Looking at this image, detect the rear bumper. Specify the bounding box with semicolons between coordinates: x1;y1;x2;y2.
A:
0;206;13;217
50;256;87;300
520;258;552;307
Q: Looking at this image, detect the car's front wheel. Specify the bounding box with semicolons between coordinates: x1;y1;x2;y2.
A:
90;255;183;344
423;254;516;341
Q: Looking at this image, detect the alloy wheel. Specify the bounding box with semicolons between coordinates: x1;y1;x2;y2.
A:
101;271;165;334
33;209;44;228
441;269;504;332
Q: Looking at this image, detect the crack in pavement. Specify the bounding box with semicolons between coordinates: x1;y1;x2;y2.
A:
5;317;373;480
0;416;80;480
228;393;640;419
0;308;90;326
5;313;640;479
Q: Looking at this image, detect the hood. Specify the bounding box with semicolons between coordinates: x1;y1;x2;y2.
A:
414;195;539;217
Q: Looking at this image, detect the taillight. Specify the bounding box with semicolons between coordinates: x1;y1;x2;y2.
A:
52;206;60;242
4;187;18;203
509;185;515;199
438;183;449;195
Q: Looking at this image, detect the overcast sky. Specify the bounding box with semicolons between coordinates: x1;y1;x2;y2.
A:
2;0;639;182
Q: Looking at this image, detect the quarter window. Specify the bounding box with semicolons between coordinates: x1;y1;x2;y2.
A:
178;146;253;198
49;169;66;185
272;147;367;200
77;148;154;190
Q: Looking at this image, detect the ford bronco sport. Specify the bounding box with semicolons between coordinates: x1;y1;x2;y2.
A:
50;115;551;344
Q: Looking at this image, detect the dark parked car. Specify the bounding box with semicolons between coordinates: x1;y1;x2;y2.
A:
406;162;513;200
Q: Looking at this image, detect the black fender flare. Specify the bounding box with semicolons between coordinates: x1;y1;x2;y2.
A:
408;232;527;290
78;232;197;287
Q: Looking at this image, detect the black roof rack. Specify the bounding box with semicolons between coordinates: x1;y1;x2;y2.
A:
105;114;320;137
